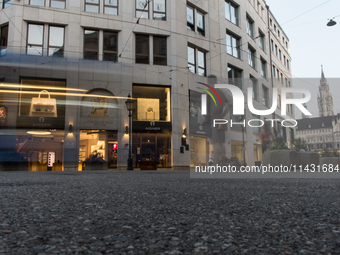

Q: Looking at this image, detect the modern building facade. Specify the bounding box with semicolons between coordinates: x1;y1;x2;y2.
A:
0;0;292;170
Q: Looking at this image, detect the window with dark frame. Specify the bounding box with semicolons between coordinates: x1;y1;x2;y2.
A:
275;44;278;56
153;0;166;20
187;6;195;31
271;39;274;51
187;5;205;36
188;46;206;76
85;0;99;13
27;24;44;56
103;31;118;62
197;49;205;76
48;26;64;57
188;46;195;73
50;0;65;8
279;49;282;60
196;11;205;36
153;36;167;65
226;31;240;59
246;16;254;38
260;59;266;78
228;65;242;89
259;30;265;51
225;0;238;25
248;46;255;69
3;0;10;8
84;29;99;60
249;75;258;101
104;0;118;15
136;0;149;19
0;25;8;56
30;0;45;6
135;34;149;64
262;85;269;107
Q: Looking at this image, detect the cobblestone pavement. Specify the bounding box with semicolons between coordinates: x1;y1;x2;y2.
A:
1;170;340;254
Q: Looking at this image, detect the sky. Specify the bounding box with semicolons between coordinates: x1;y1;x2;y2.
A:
265;0;340;118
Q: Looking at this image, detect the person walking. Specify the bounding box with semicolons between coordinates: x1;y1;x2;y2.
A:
209;151;214;166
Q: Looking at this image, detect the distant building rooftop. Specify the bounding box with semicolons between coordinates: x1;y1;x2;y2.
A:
296;116;334;130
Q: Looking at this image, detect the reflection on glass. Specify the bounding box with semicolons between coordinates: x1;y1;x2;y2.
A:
153;36;166;65
27;24;43;55
104;0;118;15
105;7;118;15
3;0;10;8
105;0;117;5
49;26;64;49
85;5;99;13
28;24;43;45
136;0;148;10
50;0;66;9
136;11;148;19
197;50;205;76
153;0;166;20
84;30;98;60
135;34;149;64
188;46;195;71
30;0;44;6
27;46;43;56
187;6;194;30
103;31;117;62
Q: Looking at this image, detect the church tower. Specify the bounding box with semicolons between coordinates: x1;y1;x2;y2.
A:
317;66;334;117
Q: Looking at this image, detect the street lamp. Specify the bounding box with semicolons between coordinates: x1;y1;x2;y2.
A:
238;116;246;166
327;19;337;26
125;93;133;170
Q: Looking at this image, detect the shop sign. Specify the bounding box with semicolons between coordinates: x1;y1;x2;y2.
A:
133;121;172;132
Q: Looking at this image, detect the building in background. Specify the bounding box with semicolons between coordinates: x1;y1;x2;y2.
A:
318;66;334;117
0;0;293;170
296;68;339;152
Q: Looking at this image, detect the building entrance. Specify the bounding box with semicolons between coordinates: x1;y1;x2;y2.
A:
132;133;171;169
79;130;118;170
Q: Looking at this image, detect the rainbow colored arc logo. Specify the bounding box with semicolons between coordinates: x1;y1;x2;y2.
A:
196;82;223;106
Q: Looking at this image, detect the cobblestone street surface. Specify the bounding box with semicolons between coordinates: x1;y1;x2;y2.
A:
1;170;340;254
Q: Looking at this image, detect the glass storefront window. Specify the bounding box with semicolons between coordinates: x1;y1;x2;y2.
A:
132;85;170;122
79;130;118;170
132;133;171;168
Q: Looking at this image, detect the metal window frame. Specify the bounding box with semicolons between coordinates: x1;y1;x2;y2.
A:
85;0;100;13
153;0;166;20
48;25;65;57
50;0;66;8
104;0;118;15
26;23;44;55
103;30;118;62
83;29;99;59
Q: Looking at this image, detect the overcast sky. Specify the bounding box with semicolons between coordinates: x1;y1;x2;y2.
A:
265;0;340;118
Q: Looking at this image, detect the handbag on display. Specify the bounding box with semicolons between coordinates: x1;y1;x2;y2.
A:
29;90;57;117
